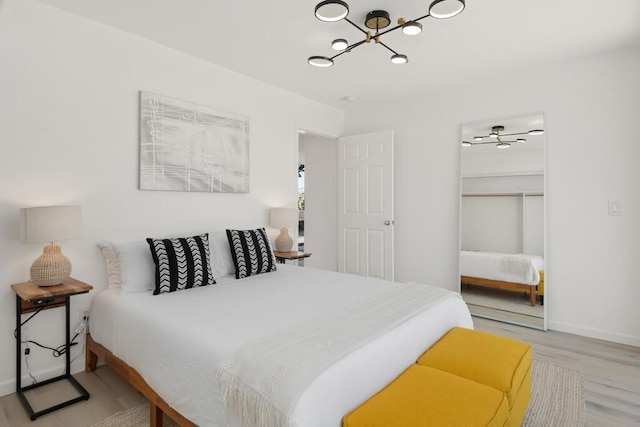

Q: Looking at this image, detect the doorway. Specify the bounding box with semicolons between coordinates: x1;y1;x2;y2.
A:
297;130;338;271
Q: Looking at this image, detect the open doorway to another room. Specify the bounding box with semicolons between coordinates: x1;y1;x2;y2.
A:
297;130;338;271
297;149;305;253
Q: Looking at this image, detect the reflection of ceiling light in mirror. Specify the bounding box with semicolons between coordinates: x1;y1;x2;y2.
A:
463;124;543;148
461;141;472;147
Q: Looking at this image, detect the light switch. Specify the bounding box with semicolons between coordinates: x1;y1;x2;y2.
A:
608;200;622;216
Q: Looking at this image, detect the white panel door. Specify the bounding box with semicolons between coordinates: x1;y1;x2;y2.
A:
337;130;394;280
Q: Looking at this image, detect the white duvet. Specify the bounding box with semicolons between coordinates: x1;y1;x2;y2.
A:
460;250;544;286
90;265;473;426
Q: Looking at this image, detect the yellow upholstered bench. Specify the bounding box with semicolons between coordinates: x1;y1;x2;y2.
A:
343;364;509;427
417;327;532;426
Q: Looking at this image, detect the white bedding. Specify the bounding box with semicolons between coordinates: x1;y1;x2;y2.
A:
90;265;473;427
460;250;544;286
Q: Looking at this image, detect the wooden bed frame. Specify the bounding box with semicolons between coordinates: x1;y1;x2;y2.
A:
461;275;538;306
85;333;195;427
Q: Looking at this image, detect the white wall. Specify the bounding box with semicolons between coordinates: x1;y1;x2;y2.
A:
461;196;523;253
462;150;544;176
345;46;640;347
0;0;344;396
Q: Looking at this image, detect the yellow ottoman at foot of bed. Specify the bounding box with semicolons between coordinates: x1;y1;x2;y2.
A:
343;364;509;427
417;327;531;426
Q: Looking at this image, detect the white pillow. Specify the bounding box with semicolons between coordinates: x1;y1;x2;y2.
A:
113;240;155;294
96;241;122;289
97;231;233;292
209;231;235;278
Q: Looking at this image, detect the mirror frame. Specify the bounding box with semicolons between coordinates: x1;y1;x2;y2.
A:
458;112;547;331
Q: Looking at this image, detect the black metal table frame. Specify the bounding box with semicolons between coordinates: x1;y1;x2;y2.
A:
15;294;90;420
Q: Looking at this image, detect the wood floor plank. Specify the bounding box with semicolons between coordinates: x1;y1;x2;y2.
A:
0;317;638;427
472;317;640;427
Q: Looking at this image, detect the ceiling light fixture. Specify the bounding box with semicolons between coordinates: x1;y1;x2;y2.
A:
462;125;545;149
308;0;465;67
331;38;348;50
308;56;334;67
399;19;423;36
315;0;350;22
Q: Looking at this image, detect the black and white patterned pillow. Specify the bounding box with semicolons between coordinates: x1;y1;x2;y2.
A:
226;228;277;279
146;234;215;295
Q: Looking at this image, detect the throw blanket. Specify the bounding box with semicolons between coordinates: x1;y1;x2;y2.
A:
501;254;535;282
215;282;452;427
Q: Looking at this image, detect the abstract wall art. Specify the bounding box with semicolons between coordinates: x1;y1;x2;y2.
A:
139;91;250;193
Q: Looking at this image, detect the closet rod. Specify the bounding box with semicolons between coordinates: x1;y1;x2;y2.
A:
462;192;544;197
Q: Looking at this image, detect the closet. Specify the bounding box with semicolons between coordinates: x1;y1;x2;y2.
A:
461;174;543;257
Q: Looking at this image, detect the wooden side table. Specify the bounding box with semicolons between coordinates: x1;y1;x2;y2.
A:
11;278;93;420
273;251;312;265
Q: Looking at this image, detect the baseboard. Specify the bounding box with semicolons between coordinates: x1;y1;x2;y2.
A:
548;320;640;348
0;359;86;398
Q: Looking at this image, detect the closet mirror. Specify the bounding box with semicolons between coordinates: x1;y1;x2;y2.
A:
459;113;546;329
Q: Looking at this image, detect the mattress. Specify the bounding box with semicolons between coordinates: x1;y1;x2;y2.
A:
460;250;544;286
89;265;473;426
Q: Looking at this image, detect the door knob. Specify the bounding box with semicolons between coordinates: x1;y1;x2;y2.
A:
384;220;392;226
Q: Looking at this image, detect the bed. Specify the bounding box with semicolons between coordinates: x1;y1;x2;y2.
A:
87;231;473;427
460;250;544;306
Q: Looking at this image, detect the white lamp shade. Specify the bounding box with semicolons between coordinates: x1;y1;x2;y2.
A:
21;205;82;243
270;208;298;229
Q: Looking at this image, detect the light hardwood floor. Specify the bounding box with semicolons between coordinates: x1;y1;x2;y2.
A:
1;317;638;427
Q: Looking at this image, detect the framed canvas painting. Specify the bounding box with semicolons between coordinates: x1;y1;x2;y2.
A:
139;91;250;193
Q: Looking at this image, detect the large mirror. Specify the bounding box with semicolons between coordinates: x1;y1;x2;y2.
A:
459;113;546;329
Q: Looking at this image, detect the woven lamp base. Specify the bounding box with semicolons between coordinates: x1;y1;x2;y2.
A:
30;243;71;286
275;228;293;252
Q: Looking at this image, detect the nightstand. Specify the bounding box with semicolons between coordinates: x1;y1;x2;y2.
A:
11;278;93;420
273;251;312;265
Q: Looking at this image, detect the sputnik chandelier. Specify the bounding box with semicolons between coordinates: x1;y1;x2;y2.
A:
308;0;466;67
462;126;545;149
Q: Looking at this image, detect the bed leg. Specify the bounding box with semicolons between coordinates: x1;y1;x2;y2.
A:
150;401;163;427
85;335;98;373
530;289;536;307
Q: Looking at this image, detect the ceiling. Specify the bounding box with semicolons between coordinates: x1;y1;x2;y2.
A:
36;0;640;108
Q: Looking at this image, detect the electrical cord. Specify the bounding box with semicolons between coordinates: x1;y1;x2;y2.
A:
18;334;80;357
24;343;38;385
14;308;81;358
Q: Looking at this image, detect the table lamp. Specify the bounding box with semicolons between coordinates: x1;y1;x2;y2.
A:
20;205;82;286
270;207;298;252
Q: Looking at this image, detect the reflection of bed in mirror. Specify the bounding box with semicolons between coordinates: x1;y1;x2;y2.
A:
460;250;544;306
